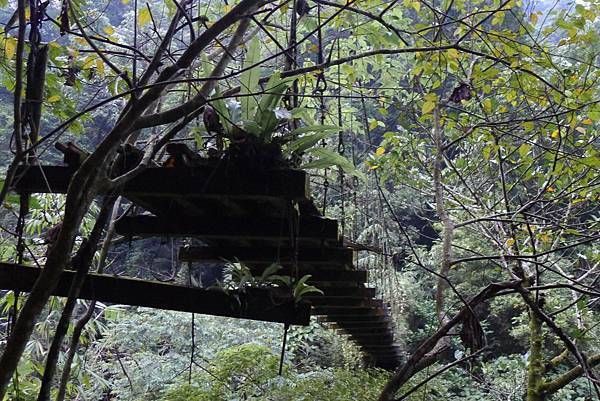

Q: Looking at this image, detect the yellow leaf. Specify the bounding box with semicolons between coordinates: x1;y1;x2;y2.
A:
506;238;515;247
412;1;420;12
375;146;385;156
4;37;16;60
483;99;492;113
103;26;115;35
550;129;559;138
309;44;318;53
422;101;436;114
369;119;379;131
96;59;105;76
83;56;95;69
446;48;459;60
75;37;87;46
539;233;551;243
546;187;555;192
47;95;61;103
122;0;130;4
575;126;586;134
138;7;151;27
529;12;538;25
582;118;593;125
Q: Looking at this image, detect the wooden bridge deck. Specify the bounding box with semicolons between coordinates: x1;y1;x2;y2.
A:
5;161;402;369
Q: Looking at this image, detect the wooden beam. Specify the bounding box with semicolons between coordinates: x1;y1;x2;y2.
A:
351;337;396;346
179;246;354;266
358;342;400;352
337;327;393;336
13;165;309;200
246;267;366;283
312;306;385;315
324;315;390;323
0;263;310;325
344;333;395;342
306;297;383;308
329;321;393;329
317;287;376;298
114;215;338;242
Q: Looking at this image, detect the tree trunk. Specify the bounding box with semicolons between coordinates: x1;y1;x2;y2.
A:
527;310;545;401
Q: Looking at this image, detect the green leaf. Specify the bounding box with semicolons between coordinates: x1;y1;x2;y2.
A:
211;87;231;133
291;124;340;136
302;148;366;181
285;125;340;153
422;101;435;114
518;143;531;159
240;38;261;121
259;263;282;284
254;72;293;137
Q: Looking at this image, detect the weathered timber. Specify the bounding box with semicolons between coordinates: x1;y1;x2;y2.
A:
324;315;390;323
0;263;310;325
55;142;90;168
306;297;383;308
179;246;354;266
312;306;385;315
114;215;338;242
337;328;392;337
316;287;376;298
351;336;395;345
331;321;394;329
358;344;402;351
342;332;395;342
245;267;367;283
13;165;309;200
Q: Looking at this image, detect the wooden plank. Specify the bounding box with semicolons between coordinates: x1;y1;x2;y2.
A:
306;297;383;308
324;315;390;323
0;263;310;325
312;306;384;315
330;321;393;329
344;333;395;342
318;287;376;298
357;342;400;353
179;246;354;266
13;165;309;200
337;328;393;336
351;337;395;345
114;215;338;242
246;267;366;283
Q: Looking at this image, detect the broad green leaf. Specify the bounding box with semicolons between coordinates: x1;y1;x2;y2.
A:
302;148;366;180
240;38;261;121
254;72;293;137
210;87;231;133
291;124;339;136
285;127;339;154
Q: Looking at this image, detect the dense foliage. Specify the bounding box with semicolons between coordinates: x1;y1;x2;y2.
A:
0;0;598;399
